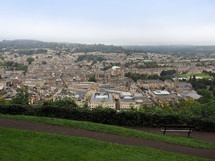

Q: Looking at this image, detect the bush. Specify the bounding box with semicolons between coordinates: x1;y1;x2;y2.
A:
0;104;28;115
0;100;214;131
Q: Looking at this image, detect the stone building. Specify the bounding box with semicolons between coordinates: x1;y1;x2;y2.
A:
89;92;115;109
119;92;151;109
137;80;164;89
110;66;124;77
148;89;180;105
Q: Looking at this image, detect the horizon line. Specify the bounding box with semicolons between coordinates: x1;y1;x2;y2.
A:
1;39;215;47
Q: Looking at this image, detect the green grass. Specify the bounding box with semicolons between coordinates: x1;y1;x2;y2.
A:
179;73;213;79
0;127;213;161
1;114;215;149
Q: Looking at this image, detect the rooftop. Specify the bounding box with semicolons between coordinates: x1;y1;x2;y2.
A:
179;90;201;100
120;92;132;97
99;84;115;88
153;90;170;95
91;92;113;101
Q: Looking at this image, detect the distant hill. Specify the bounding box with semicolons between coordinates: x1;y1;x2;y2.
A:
0;40;126;53
3;40;215;56
122;45;215;57
0;40;63;49
73;44;125;53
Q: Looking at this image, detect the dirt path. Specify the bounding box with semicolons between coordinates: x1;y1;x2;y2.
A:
125;126;215;144
0;118;215;160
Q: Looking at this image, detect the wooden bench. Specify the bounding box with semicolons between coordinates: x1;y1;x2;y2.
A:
161;125;194;137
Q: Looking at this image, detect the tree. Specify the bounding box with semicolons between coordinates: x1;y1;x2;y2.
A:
27;57;34;65
191;75;197;89
197;89;213;104
212;88;215;96
42;61;47;65
129;103;135;110
160;70;176;77
42;98;78;109
148;74;159;80
11;86;31;105
88;76;97;82
193;75;196;81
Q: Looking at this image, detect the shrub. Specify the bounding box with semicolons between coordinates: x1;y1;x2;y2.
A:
0;100;214;131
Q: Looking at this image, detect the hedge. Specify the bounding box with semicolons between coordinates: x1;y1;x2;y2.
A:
0;104;214;131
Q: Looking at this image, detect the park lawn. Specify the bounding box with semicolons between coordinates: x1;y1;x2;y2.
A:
179;73;213;79
0;127;213;161
1;114;215;149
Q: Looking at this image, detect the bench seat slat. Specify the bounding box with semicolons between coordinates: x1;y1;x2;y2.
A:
163;125;194;128
161;129;192;133
161;125;193;137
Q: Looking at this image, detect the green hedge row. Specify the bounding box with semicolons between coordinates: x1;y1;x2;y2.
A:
0;104;214;131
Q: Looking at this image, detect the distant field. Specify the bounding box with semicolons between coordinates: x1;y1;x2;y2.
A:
0;127;212;161
179;73;213;79
1;114;215;149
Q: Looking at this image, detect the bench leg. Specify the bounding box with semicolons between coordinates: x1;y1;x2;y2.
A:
163;127;166;134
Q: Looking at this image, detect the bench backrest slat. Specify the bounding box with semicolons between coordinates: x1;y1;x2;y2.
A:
162;125;194;128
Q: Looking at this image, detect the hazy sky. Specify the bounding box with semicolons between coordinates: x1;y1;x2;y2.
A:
0;0;215;45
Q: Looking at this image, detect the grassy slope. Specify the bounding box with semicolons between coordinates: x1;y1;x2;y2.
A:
1;114;215;149
179;73;213;79
0;127;213;161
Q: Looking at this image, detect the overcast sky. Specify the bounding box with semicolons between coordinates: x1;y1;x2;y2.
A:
0;0;215;45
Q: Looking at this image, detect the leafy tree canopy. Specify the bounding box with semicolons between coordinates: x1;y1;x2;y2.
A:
11;86;31;105
88;76;97;82
27;57;34;65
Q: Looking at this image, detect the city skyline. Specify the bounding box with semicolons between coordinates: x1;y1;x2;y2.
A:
0;0;215;45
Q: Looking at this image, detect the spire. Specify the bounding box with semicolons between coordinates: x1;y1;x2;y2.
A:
174;68;179;93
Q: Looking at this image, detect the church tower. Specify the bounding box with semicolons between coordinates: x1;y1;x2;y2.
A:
174;69;179;93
